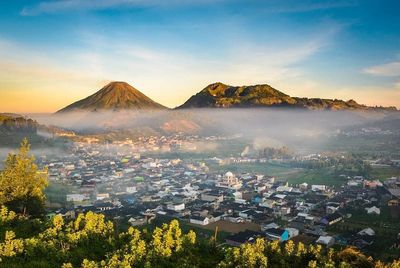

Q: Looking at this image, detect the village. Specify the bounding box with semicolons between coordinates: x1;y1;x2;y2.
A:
39;135;400;257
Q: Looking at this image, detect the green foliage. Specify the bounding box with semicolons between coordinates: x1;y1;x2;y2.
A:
0;208;398;267
0;138;48;216
0;231;24;261
218;238;267;268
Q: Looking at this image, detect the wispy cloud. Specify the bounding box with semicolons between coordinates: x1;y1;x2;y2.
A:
0;18;335;111
363;61;400;77
21;0;357;16
20;0;218;16
264;0;357;14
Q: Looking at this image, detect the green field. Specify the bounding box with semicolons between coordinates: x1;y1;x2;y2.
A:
370;166;400;180
209;161;399;187
208;162;348;187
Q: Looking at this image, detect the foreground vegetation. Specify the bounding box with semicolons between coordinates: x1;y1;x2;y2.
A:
1;209;400;268
1;139;400;267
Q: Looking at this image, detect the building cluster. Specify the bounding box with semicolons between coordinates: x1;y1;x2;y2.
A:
39;137;400;252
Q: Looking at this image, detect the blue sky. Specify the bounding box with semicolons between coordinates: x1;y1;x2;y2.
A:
0;0;399;112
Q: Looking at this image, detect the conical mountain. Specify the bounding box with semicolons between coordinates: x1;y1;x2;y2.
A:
57;82;167;113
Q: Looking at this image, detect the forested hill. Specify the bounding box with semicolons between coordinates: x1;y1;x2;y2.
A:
178;82;398;111
0;113;41;146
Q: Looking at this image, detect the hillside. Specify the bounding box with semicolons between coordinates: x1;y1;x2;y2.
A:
0;113;40;145
0;113;37;133
178;82;398;111
57;82;167;113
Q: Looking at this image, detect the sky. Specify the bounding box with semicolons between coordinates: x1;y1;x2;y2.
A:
0;0;399;113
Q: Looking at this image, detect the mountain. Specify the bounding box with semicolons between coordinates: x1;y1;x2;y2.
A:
178;82;397;111
57;81;167;113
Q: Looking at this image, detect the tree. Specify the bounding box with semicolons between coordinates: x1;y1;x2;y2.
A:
151;220;184;258
218;238;267;268
0;138;48;216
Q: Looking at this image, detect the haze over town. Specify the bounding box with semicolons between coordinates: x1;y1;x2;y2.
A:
1;1;400;267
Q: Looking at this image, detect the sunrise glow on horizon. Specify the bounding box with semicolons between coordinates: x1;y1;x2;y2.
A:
1;0;400;113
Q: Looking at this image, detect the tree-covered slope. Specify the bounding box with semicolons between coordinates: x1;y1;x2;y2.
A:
178;82;398;111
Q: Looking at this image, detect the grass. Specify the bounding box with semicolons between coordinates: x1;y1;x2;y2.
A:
208;162;300;176
285;168;348;187
208;162;349;187
370;166;400;180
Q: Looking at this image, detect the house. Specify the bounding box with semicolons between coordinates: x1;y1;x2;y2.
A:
190;215;211;226
305;225;327;237
265;228;289;242
299;182;308;191
312;185;326;192
363;180;383;189
95;202;115;211
211;211;225;222
316;236;335;248
239;209;261;220
326;202;341;214
167;203;185;212
56;208;76;220
285;228;299;238
261;222;280;231
352;234;374;248
252;195;263;204
276;186;293;192
321;212;343;226
66;194;87;202
126;186;137;193
365;206;381;215
96;193;110;200
358;228;375;236
225;216;245;223
201;192;224;203
216;172;242;190
226;230;265;247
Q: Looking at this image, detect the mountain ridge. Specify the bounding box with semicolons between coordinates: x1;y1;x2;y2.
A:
57;81;167;113
178;82;397;111
56;81;397;113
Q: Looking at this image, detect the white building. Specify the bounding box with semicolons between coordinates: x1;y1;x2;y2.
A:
96;193;110;200
366;206;381;215
285;228;299;238
167;203;185;212
276;186;293;192
190;216;210;226
66;194;86;202
216;172;242;190
126;186;137;194
201;192;224;203
358;228;375;236
316;236;335;247
312;185;327;192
